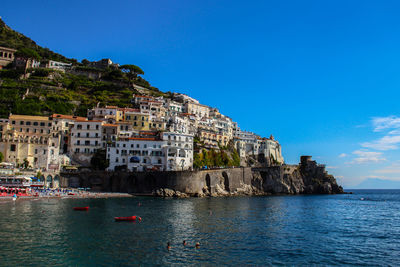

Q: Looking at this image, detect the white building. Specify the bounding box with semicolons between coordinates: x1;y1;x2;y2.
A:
69;120;104;164
107;132;193;171
44;60;72;71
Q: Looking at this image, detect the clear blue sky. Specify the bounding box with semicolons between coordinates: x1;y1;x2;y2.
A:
3;0;400;188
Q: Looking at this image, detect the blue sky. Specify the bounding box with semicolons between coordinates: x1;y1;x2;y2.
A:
2;0;400;188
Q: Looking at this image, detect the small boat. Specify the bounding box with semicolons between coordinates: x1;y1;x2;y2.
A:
114;216;141;222
73;206;89;211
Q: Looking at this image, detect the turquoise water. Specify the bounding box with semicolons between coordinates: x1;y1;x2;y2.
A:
0;190;400;266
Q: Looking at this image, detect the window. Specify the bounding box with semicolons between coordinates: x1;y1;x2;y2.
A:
26;121;31;126
77;140;80;145
143;158;147;163
86;133;89;137
122;158;125;163
136;144;140;148
95;133;98;137
144;144;147;148
75;148;80;153
87;125;90;130
158;159;162;164
40;122;45;126
96;125;99;130
10;144;16;152
116;157;119;162
77;133;80;137
20;121;24;125
141;122;144;127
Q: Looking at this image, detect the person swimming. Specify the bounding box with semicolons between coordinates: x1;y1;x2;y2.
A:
167;242;171;250
183;240;187;246
195;242;200;248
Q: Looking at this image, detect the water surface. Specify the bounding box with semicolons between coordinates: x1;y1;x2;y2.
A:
0;190;399;266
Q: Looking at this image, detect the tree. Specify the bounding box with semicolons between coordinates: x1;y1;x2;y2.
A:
15;48;41;77
81;59;90;66
91;149;109;170
119;64;144;88
0;152;3;162
22;158;29;169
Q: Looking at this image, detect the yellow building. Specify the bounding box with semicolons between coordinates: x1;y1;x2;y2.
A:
124;110;150;131
0;115;61;170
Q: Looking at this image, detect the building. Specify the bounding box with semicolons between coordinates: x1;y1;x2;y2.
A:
43;60;72;71
88;58;119;69
124;109;150;131
14;57;41;69
234;130;284;165
107;132;193;171
173;93;199;104
69;120;104;164
0;46;16;69
0;115;61;171
185;102;210;119
87;106;123;122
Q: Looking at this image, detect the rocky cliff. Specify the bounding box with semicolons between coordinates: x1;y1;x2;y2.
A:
251;156;343;195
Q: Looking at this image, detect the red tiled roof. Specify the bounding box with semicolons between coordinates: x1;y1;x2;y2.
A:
51;114;87;121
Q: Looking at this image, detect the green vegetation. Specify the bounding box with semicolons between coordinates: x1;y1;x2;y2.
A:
193;141;241;169
91;149;109;170
0;18;166;118
0;152;3;162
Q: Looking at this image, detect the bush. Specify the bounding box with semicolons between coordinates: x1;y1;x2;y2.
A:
31;68;53;77
0;69;23;79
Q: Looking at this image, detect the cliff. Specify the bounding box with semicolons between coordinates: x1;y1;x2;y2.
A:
251;156;343;195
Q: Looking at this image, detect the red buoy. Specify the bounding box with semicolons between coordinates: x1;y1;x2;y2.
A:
73;206;89;211
114;216;141;222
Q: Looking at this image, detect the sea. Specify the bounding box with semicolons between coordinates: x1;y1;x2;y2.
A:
0;190;399;266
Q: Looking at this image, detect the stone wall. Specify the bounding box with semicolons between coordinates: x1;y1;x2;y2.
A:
60;156;343;196
60;167;253;196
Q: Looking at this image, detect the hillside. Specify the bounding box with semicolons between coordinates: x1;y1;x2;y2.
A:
0;18;167;118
